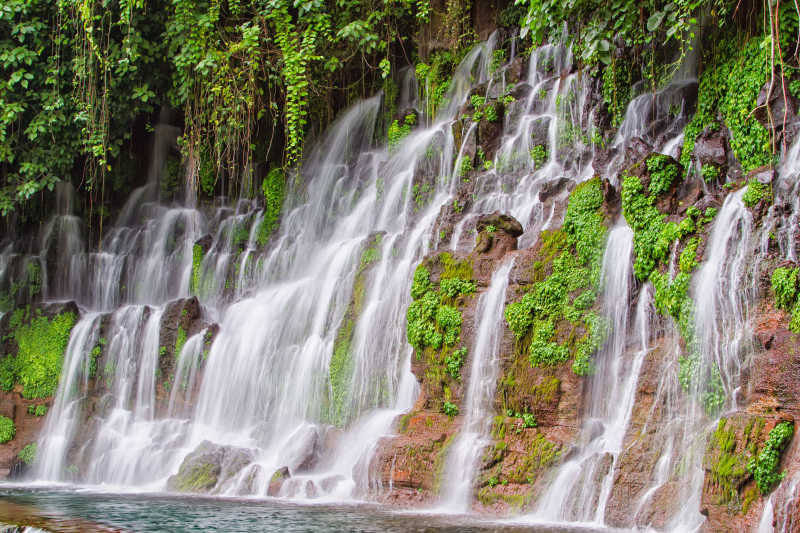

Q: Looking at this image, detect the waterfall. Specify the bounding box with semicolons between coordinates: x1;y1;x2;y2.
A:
438;260;514;511
28;38;499;498
530;222;637;523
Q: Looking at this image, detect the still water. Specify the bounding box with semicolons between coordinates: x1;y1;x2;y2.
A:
0;487;611;532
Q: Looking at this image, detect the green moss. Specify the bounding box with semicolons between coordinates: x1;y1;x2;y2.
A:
325;233;383;426
190;244;204;295
18;442;36;465
174;326;187;358
742;180;772;208
749;421;794;495
3;309;77;399
0;415;15;443
505;433;562;484
173;462;218;492
256;167;286;247
708;418;751;504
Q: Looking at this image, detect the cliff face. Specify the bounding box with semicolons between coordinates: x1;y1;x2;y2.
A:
1;3;800;532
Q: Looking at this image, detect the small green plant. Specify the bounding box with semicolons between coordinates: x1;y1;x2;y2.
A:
530;145;547;167
771;267;799;310
18;443;36;465
701;164;721;182
645;154;679;197
0;415;15;443
459;156;473;177
748;421;794;495
743;180;772;208
521;412;537;428
485;224;497;234
445;347;466;380
27;404;47;417
442;401;459;417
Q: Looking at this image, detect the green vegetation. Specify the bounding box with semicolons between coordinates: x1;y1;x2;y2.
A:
530;145;548;168
407;259;474;351
406;252;474;411
771;266;800;333
504;177;608;376
707;417;764;505
442;401;459;417
256;168;286;247
174;326;188;359
324;234;384;426
0;308;77;399
388;113;417;149
681;37;772;174
742;180;772;208
27;404;47;417
0;415;15;443
620;157;725;414
190;244;204;296
18;442;36;465
749;421;794;495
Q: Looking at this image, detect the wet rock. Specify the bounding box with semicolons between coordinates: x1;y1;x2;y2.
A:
167;440;255;494
194;234;213;254
694;129;728;167
267;466;291;496
539;177;572;203
755;80;798;134
529;116;551;150
474;213;523;258
746;165;776;185
475;212;523;237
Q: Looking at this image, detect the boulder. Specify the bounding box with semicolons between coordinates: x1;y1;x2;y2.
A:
474;213;524;258
167;440;255;494
693;129;728;167
755;80;798;133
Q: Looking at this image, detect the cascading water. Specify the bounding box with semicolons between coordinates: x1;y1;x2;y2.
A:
29;37;504;500
2;26;794;533
438;260;514;512
530;222;637;524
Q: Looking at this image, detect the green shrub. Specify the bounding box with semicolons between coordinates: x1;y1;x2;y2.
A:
748;421;794;494
8;309;77;399
18;443;36;465
27;404;47;417
771;267;798;310
442;401;459;417
0;416;15;443
743;180;772;208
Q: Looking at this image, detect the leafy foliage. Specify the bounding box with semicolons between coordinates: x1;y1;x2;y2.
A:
18;442;36;465
442;401;459;417
742;180;772;208
0;415;15;443
771;267;799;310
504;178;608;375
681;37;772;174
1;308;76;399
748;421;794;495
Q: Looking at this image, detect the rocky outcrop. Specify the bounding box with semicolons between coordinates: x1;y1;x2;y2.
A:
167;440;255;493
